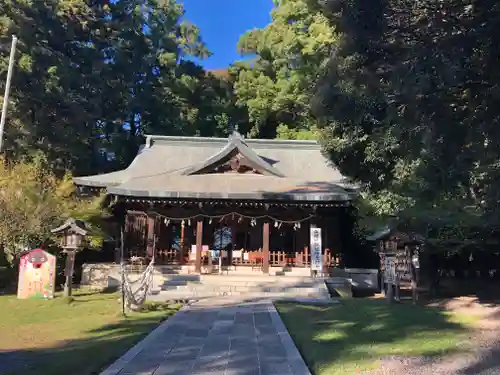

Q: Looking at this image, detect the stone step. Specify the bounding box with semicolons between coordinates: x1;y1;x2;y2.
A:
149;277;331;301
160;285;323;293
149;288;329;301
160;279;320;287
157;274;316;283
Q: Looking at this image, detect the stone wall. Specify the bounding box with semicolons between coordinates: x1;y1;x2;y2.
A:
344;268;379;290
81;263;121;289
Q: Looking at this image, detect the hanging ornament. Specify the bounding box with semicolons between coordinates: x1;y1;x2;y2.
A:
274;221;279;228
277;222;282;229
209;218;212;224
188;219;191;226
297;222;301;229
181;220;185;228
238;216;242;223
165;219;170;226
251;218;256;227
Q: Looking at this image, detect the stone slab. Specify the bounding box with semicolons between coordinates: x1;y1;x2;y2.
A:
99;296;311;375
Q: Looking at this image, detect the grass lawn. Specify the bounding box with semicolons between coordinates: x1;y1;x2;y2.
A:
0;290;181;375
276;299;478;375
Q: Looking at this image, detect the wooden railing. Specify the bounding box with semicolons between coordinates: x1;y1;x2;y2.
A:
148;248;341;268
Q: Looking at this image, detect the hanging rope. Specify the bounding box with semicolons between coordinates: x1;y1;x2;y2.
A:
120;236;156;311
121;257;155;311
131;210;315;227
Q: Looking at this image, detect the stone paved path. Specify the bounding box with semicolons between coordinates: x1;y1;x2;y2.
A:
101;297;311;375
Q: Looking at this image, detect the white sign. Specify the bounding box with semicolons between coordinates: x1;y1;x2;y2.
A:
384;257;396;284
310;227;323;272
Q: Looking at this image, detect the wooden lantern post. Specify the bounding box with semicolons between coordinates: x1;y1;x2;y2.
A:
51;218;88;297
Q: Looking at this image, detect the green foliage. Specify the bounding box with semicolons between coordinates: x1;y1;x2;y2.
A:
233;0;337;138
3;0;499;247
0;0;245;175
312;0;500;239
0;157;105;265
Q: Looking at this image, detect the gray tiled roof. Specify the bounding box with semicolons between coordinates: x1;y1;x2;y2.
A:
73;132;357;201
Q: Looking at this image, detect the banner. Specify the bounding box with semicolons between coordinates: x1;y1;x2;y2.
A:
310;227;323;272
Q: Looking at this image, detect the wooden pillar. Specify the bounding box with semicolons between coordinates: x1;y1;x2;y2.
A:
304;224;309;266
195;220;203;273
146;215;155;258
263;222;270;274
179;224;185;264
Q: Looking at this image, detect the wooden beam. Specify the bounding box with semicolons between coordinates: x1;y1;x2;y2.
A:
195;220;203;273
263;222;270;274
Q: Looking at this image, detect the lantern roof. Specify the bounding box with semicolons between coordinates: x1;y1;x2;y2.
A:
51;218;88;236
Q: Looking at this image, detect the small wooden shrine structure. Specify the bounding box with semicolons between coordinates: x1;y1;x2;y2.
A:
74;131;358;274
368;226;424;302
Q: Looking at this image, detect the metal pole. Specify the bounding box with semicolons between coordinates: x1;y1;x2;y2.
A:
120;224;126;316
0;35;18;153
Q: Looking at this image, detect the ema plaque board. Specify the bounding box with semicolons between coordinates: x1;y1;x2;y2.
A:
17;249;56;300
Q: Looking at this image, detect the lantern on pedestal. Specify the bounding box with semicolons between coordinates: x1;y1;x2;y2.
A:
51;218;88;297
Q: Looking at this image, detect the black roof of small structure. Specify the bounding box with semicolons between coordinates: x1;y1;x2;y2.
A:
73;131;358;202
51;218;88;235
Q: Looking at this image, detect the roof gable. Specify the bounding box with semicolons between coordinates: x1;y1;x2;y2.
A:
181;132;285;177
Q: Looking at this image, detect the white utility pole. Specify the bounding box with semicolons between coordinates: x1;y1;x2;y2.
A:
0;35;18;153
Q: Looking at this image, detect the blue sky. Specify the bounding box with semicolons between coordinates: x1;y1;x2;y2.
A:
180;0;274;70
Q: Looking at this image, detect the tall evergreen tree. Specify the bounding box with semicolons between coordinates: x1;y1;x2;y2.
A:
0;0;239;175
233;0;337;138
313;0;500;234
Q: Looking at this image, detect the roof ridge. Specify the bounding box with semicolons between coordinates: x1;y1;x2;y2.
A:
144;134;320;147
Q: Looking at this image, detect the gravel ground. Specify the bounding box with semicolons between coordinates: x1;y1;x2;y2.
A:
364;297;500;375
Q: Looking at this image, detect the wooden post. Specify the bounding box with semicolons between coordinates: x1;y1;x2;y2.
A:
411;279;418;304
387;282;394;304
179;224;185;264
63;250;76;297
263;222;270;274
395;277;401;302
146;215;155;258
195;220;203;273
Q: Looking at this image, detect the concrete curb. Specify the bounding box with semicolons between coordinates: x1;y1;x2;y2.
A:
269;303;313;375
99;304;191;375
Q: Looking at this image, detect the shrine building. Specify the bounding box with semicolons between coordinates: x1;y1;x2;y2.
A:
74;131;358;275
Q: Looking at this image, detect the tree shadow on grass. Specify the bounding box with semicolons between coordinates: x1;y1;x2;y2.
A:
423;278;500;307
275;299;472;374
0;307;179;375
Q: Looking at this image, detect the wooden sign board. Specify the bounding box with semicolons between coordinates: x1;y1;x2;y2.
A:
380;248;413;282
17;249;56;300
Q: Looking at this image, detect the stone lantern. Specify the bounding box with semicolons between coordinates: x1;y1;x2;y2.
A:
51;218;88;297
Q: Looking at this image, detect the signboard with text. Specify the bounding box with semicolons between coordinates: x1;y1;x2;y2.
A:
310;227;323;272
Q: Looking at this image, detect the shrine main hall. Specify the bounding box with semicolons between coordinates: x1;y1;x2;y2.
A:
74;131;358;275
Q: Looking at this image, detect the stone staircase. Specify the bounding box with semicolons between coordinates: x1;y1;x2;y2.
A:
325;277;353;298
148;272;332;302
